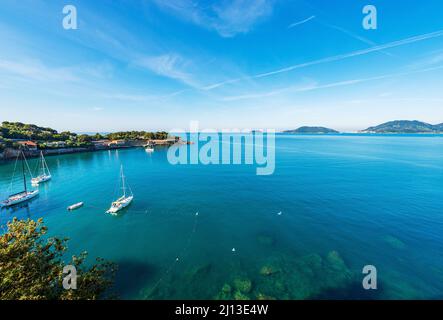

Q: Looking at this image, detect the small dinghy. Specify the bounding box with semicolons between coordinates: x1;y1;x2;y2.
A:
67;202;84;211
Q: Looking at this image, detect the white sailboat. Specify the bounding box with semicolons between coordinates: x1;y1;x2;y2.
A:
144;143;154;152
106;165;133;215
1;151;39;208
31;151;51;185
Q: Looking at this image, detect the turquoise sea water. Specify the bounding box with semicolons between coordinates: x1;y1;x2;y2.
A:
1;134;443;299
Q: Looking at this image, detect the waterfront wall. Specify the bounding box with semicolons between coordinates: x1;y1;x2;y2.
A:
0;139;180;161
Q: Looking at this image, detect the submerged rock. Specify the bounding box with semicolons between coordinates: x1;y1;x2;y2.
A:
252;250;356;300
256;292;276;300
233;290;250;300
259;264;280;276
322;251;353;290
186;263;212;279
215;284;232;300
295;253;323;279
257;233;275;246
233;278;252;293
384;235;406;250
326;251;346;271
222;283;231;294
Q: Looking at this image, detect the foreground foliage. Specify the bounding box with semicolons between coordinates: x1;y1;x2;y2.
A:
0;218;116;300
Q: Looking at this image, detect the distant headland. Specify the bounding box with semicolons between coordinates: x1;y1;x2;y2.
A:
361;120;443;134
283;126;339;134
284;120;443;134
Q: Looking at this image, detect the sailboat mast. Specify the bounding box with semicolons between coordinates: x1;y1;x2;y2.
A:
22;152;27;193
121;165;126;197
41;152;45;175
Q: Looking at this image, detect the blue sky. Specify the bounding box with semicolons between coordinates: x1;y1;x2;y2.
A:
1;0;443;132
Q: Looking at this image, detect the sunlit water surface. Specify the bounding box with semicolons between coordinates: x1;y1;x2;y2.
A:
1;134;442;299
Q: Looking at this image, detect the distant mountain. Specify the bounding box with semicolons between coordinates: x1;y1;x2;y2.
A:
284;126;339;134
362;120;443;133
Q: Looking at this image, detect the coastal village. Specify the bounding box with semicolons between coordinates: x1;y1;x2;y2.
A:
0;121;182;160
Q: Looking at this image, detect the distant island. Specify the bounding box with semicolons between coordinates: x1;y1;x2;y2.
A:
283;126;339;134
362;120;443;134
283;121;443;134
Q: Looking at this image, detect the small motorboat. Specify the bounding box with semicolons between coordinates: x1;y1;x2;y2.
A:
67;202;84;211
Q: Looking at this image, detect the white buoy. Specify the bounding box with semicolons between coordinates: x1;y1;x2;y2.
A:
195;212;199;216
232;248;236;252
277;211;282;216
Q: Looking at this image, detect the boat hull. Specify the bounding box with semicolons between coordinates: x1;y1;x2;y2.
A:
68;202;84;211
1;190;39;208
106;196;133;215
31;175;51;185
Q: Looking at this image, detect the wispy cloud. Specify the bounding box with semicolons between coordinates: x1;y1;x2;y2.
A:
288;15;316;29
136;54;199;88
407;50;443;70
152;0;273;37
222;79;318;101
0;57;116;84
0;58;79;82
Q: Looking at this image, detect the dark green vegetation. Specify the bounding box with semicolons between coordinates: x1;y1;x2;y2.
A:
284;126;339;134
0;122;93;148
0;121;169;150
106;131;169;141
363;120;443;133
0;218;116;300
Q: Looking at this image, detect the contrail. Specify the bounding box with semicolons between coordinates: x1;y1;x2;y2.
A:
202;29;443;90
288;15;316;28
254;29;443;78
222;65;443;101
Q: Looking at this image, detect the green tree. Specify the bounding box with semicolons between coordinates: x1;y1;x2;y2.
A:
93;133;104;140
0;218;116;300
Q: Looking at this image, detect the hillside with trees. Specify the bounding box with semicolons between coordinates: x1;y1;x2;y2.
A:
362;120;443;133
284;126;339;134
0;122;171;150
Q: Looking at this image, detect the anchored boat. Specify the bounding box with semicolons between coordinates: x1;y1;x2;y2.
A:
67;202;84;211
145;143;154;152
31;151;51;185
1;151;39;208
106;165;133;215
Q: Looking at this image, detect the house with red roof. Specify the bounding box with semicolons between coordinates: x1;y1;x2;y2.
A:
17;141;38;151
